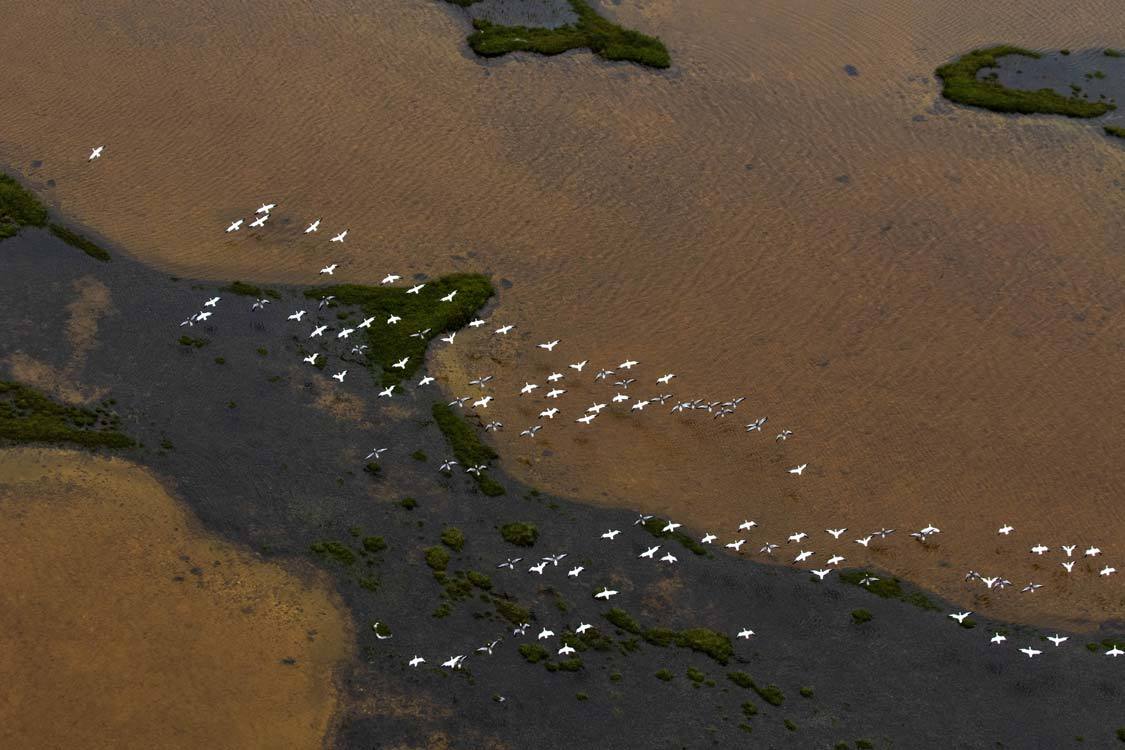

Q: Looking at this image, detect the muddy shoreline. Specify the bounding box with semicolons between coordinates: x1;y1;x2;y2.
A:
2;227;1123;748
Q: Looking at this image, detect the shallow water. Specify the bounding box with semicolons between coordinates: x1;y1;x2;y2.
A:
0;449;352;749
0;0;1123;628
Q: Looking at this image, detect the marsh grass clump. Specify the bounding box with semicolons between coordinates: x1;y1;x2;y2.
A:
499;521;538;547
728;672;753;689
655;668;674;681
519;643;549;663
1105;125;1125;139
432;402;505;495
411;449;427;461
754;683;785;706
936;45;1115;117
686;667;705;683
851;608;873;624
799;686;814;698
641;517;708;555
306;274;493;386
364;461;381;476
547;657;583;672
742;701;758;717
1106;49;1123;57
466;570;492;590
362;536;386;553
223;280;280;299
0;381;132;449
605;608;642;634
468;0;670;69
309;540;356;566
178;335;209;348
441;526;466;552
839;570;939;611
425;545;451;572
398;496;418;510
48;223;110;261
492;596;531;625
603;608;732;663
784;719;798;732
0;173;47;240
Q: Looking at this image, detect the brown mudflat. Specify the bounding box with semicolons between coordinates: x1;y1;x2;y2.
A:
0;0;1122;630
0;449;351;749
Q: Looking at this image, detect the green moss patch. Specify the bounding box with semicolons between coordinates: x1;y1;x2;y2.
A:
936;45;1115;117
603;608;732;664
655;668;674;681
467;0;670;69
851;608;873;624
0;382;132;449
305;273;493;386
362;535;387;553
432;402;505;495
425;545;451;572
492;596;531;625
1106;125;1125;138
309;540;357;566
499;521;538;546
728;672;784;705
48;223;110;261
838;569;940;611
178;335;209;348
0;173;47;241
519;643;549;663
441;526;466;551
223;280;280;299
641;517;708;555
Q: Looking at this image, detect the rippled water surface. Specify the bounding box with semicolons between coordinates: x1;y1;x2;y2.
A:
1;0;1123;628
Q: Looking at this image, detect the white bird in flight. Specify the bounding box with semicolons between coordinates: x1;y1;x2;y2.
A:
320;264;337;275
1019;647;1042;658
89;145;104;160
949;611;972;624
249;214;268;228
332;370;347;383
288;310;306;321
788;464;807;476
594;587;618;600
601;529;620;540
256;203;275;214
1047;634;1068;647
305;219;320;233
407;284;425;294
440;290;457;303
736;628;755;639
226;219;243;233
303;353;319;365
990;632;1006;645
998;524;1014;535
309;325;327;338
330;230;348;242
409;656;425;667
701;533;717;544
538;340;560;351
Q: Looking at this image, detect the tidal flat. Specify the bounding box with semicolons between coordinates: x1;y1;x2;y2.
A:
1;223;1123;747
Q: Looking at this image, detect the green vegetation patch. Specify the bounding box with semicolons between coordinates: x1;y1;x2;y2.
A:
519;643;549;663
305;273;493;386
492;596;531;625
686;667;706;683
48;223;110;261
641;517;708;555
425;545;451;572
0;173;47;240
851;608;873;624
499;521;538;546
432;402;505;495
1106;49;1123;58
0;382;132;449
603;608;732;664
741;700;758;718
935;45;1115;117
838;569;940;611
655;668;674;681
223;280;280;299
467;0;670;69
362;535;387;553
1105;125;1125;139
309;540;357;566
728;672;785;705
441;526;466;551
178;335;209;348
398;496;418;510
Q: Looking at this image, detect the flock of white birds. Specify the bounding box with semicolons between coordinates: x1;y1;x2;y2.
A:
81;142;1121;673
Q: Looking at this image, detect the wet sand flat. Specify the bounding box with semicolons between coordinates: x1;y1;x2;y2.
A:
0;448;352;750
0;0;1123;629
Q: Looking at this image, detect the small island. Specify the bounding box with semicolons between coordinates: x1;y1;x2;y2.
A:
447;0;670;69
935;45;1116;118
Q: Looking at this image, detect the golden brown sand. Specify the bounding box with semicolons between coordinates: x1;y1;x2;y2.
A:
0;448;352;749
0;0;1122;627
